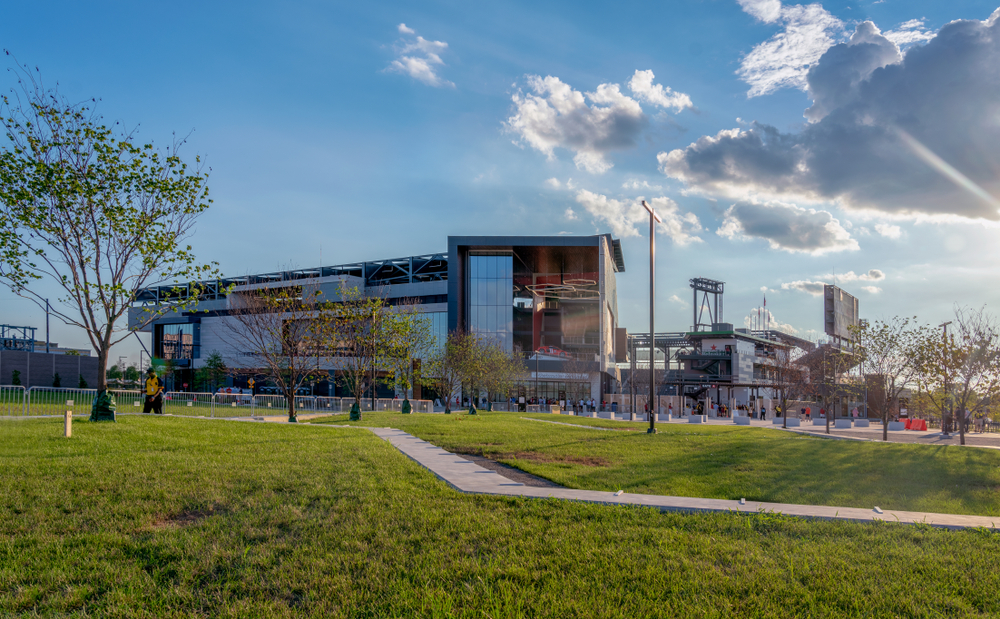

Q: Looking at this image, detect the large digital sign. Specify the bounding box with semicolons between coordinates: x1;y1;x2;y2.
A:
824;285;859;340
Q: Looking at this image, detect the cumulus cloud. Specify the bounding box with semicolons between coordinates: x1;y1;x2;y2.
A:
781;269;883;295
883;19;936;47
716;200;858;253
506;73;690;174
874;223;902;239
743;307;800;334
564;207;578;221
737;0;845;96
545;178;562;189
574;190;702;244
662;15;1000;220
386;24;453;87
669;294;689;307
627;70;693;111
622;179;663;191
781;280;827;296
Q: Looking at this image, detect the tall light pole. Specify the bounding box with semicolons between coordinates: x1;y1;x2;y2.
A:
939;321;952;437
642;200;662;434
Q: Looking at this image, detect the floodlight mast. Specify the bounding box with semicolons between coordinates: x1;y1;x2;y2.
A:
641;200;660;435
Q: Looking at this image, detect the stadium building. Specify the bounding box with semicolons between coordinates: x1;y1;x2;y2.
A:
129;234;627;401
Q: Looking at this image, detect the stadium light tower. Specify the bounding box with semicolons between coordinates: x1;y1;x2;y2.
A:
642;200;662;435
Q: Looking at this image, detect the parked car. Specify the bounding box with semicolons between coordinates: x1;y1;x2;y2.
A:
535;346;570;358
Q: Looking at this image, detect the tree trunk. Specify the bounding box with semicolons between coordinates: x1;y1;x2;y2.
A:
288;392;297;422
959;408;966;445
96;343;109;392
883;409;888;442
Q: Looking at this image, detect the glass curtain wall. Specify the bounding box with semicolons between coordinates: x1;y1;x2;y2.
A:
158;324;195;360
468;254;513;349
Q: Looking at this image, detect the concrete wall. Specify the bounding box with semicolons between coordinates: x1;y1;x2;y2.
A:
0;350;100;388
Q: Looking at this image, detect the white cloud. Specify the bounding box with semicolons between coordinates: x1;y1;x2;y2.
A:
874;223;902;239
662;15;1000;220
743;307;800;334
825;269;885;282
737;1;845;97
716;200;858;254
883;19;936;47
386;25;454;87
781;280;827;296
564;207;578;221
669;294;689;307
574;190;703;244
545;178;562;189
627;70;693;112
505;76;646;174
622;179;663;191
861;285;883;293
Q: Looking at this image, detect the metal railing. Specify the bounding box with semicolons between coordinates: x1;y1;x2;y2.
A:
0;386;434;418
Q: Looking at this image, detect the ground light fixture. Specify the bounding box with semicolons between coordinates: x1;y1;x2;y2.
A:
641;200;661;435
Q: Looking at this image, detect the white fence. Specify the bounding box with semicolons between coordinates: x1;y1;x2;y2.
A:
0;386;433;418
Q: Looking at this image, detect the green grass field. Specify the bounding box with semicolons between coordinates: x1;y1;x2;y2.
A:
309;411;1000;517
4;415;1000;617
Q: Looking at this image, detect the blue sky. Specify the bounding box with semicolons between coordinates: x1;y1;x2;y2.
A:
3;0;1000;365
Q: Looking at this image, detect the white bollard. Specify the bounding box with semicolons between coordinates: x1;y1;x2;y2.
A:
64;409;72;438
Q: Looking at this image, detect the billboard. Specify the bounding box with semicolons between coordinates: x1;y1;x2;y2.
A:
824;285;859;340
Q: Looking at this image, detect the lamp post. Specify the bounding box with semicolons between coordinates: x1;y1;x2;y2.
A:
939;320;952;437
641;200;662;434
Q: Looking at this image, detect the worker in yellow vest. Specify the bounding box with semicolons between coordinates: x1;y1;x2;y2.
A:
143;368;164;415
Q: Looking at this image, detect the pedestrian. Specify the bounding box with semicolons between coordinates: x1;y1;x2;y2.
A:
760;407;766;421
143;368;164;415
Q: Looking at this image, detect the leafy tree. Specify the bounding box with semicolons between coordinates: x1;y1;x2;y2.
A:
11;369;21;385
916;307;1000;446
482;340;529;408
195;351;226;392
123;364;141;383
849;317;925;440
324;286;416;419
106;364;123;382
78;374;87;388
218;286;330;422
381;304;434;406
52;372;61;387
0;62;219;393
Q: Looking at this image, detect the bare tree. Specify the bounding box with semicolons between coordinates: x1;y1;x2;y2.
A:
917;306;1000;445
425;331;468;414
218;286;329;422
0;62;219;393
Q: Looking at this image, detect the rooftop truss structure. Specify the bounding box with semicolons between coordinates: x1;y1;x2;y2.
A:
134;253;449;305
690;277;724;332
0;325;36;352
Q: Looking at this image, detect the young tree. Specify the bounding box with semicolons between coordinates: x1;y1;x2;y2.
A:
916;307;1000;446
324;286;414;420
425;331;467;414
381;304;435;412
218;286;330;422
482;342;529;410
52;372;61;388
195;350;226;392
850;316;925;441
0;63;219;394
123;364;141;385
767;342;820;429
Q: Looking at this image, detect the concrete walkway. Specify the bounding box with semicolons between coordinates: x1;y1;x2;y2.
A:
365;426;1000;531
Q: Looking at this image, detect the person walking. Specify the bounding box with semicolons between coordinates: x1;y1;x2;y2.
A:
760;407;766;421
143;368;164;415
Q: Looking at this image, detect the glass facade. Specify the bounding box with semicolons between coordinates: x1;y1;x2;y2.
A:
468;254;513;349
157;323;195;359
428;311;448;351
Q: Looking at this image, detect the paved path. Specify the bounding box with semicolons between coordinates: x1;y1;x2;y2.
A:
365;426;1000;531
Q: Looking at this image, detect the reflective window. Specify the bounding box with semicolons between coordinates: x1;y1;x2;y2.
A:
468;253;514;350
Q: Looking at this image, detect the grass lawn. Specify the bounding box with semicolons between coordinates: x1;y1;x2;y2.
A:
2;416;1000;617
309;411;1000;517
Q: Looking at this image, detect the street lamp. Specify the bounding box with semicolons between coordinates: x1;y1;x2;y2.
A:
641;200;662;435
939;320;952;437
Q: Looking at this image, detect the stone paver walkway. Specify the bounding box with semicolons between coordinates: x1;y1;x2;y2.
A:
365;427;1000;530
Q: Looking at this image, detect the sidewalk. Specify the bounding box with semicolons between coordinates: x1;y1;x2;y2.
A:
361;426;1000;531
